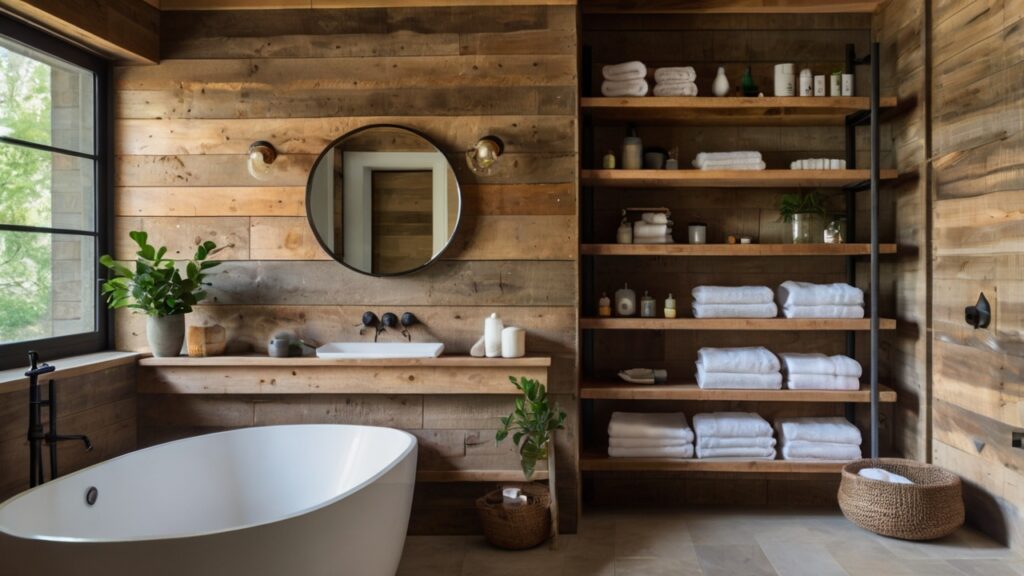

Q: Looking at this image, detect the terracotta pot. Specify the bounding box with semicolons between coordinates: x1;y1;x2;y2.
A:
147;314;185;357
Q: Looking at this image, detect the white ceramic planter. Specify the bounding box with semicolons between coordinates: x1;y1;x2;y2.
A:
147;314;185;357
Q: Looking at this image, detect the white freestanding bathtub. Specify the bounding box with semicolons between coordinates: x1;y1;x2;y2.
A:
0;424;417;576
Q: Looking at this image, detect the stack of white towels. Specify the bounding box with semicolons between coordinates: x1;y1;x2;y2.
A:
779;353;863;391
601;61;648;97
696;347;782;390
692;151;766;171
778;281;864;319
694;412;777;460
692;285;778;319
653;66;698;97
633;212;674;244
776;417;862;461
607;412;694;459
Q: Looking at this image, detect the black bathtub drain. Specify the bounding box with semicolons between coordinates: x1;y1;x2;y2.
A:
85;487;98;506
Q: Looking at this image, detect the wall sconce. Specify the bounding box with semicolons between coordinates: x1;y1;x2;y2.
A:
466;136;504;175
247;141;277;180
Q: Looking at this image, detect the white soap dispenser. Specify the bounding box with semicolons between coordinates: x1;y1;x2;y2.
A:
484;313;504;358
712;66;730;97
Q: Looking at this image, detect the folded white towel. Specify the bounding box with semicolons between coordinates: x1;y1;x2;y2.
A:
776;417;862;445
693;151;762;166
609;437;690;448
642;212;668;224
694;412;773;439
634;221;668;238
696;371;782;390
602;79;649;97
603;60;647;81
831;355;863;378
653;82;698;97
692;285;774;305
782;305;865;319
696;436;776;449
785;374;860;391
634;235;673;244
694;159;768;171
697;446;777;459
654;66;696;83
609;445;694;459
777;281;864;307
779;353;834;375
859;467;914;484
608;412;694;441
692;303;778;318
781;441;861;461
696;346;780;374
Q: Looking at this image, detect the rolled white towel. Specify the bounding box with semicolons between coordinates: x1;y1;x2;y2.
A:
610;437;691;448
692;302;778;318
603;60;647;81
781;441;862;461
694;151;762;165
785;374;860;391
654;66;696;83
831;355;863;378
696;436;776;450
602;79;649;97
776;417;862;446
782;305;865;319
642;212;669;224
692;285;774;305
696;371;782;390
694;159;767;171
693;412;773;439
779;353;834;376
696;346;780;374
633;221;668;238
609;412;694;441
609;445;693;459
697;446;777;459
653;82;699;97
777;281;864;307
859;467;914;484
634;235;673;244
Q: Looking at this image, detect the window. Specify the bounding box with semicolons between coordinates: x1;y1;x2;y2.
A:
0;15;109;369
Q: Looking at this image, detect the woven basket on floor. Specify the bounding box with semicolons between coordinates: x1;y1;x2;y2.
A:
476;483;551;550
839;458;965;540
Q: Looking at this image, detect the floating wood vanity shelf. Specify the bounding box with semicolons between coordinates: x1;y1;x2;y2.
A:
582;96;898;126
138;355;551;395
580;382;897;403
581;0;887;15
581;169;899;188
580;318;897;331
580;244;898;256
417;470;549;483
580;455;845;474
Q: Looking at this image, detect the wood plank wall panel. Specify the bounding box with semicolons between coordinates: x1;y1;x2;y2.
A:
929;0;1024;551
114;4;579;533
0;364;137;500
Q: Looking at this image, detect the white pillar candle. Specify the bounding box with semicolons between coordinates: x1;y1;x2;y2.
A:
501;326;526;358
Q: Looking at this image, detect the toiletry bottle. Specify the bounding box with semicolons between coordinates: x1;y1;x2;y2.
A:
664;294;677;318
741;66;758;97
598;292;612;317
614;283;637;317
602;150;617;169
665;147;679;170
640;291;656;318
622;126;643;170
799;69;813;96
484;313;503;358
712;66;730;97
616;219;633;244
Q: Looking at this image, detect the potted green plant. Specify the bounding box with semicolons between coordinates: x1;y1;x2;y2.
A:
778;190;827;243
99;231;222;357
476;376;566;550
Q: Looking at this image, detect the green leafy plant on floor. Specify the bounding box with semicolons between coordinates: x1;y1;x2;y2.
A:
99;230;223;317
777;190;828;222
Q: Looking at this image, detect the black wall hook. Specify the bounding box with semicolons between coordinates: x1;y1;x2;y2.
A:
965;292;991;329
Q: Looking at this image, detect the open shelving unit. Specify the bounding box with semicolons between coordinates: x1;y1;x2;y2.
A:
579;33;895;478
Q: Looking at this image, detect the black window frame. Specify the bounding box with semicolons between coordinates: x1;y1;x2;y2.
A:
0;13;112;370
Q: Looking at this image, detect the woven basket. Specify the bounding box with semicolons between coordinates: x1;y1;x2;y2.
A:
839;458;965;540
476;483;551;550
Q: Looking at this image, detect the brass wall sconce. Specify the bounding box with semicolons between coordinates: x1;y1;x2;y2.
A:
466;136;504;175
247;141;277;180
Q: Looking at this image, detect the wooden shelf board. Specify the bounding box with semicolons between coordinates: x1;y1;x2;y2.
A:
582;96;897;126
581;454;846;474
580;382;897;403
417;470;547;483
580;243;897;256
581;169;898;188
582;1;886;14
580;317;897;331
139;355;551;368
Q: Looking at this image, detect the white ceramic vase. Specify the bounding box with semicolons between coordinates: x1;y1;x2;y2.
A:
712;67;730;97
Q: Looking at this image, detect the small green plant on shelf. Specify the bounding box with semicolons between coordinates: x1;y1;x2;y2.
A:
777;190;827;222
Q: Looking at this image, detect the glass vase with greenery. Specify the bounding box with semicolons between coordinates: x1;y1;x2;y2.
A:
778;191;827;243
496;376;567;547
99;231;222;356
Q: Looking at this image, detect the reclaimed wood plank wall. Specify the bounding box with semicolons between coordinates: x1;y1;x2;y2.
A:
113;4;579;532
926;0;1024;551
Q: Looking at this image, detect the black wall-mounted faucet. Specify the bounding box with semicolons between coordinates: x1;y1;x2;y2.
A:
26;351;92;488
359;312;420;341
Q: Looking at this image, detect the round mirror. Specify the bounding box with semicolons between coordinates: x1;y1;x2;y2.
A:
306;125;462;276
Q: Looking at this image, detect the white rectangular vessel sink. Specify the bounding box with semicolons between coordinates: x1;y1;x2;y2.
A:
315;342;445;359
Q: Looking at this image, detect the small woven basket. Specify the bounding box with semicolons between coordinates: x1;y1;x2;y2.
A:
839;458;965;540
476;483;551;550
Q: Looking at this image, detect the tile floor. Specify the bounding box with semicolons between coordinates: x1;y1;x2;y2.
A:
397;508;1024;576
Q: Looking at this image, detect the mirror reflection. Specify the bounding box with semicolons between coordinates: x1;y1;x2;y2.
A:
307;125;461;276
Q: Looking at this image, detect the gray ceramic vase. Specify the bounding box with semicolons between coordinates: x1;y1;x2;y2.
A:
147;314;185;357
